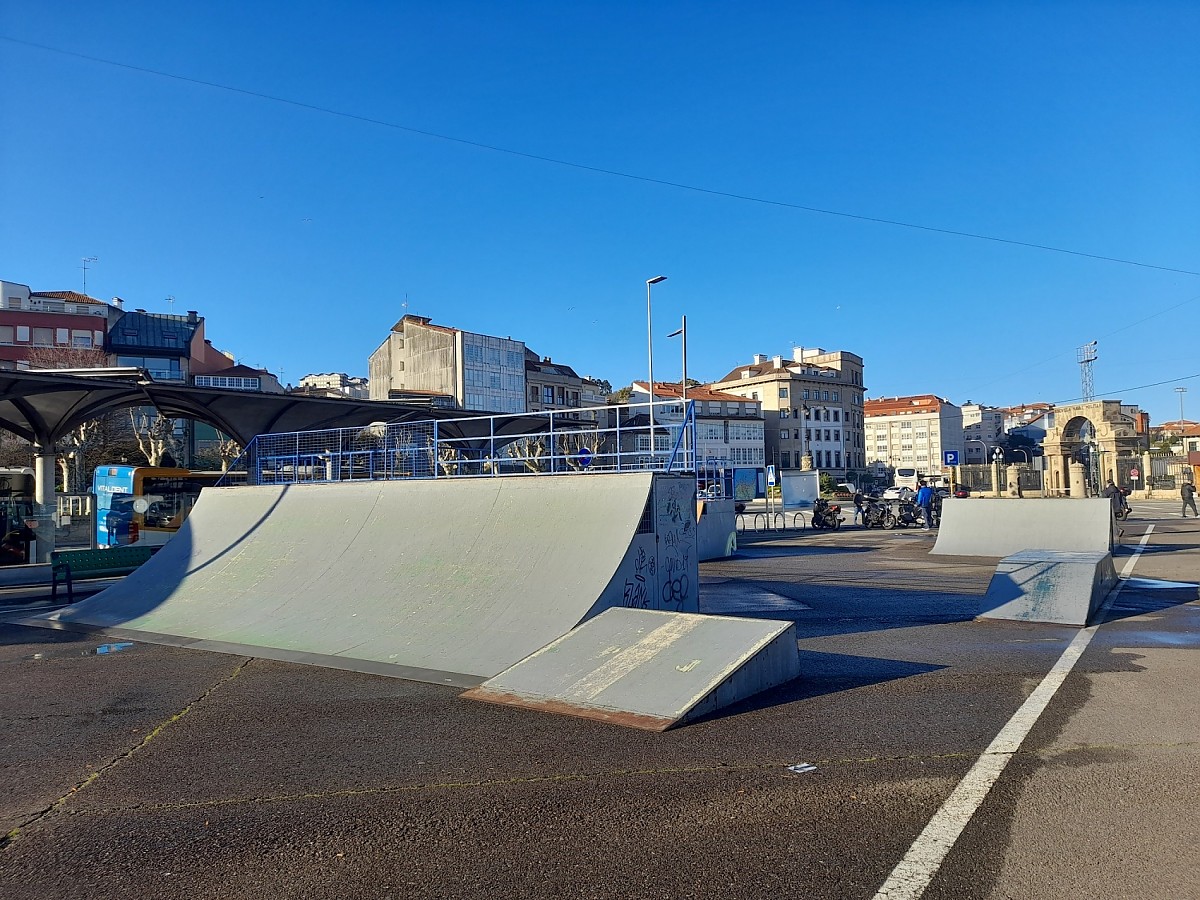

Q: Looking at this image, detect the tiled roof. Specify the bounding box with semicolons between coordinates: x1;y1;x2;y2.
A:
633;381;760;404
864;395;951;416
30;291;106;305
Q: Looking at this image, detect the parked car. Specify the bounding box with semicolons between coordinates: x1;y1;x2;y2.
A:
880;486;916;501
953;486;971;498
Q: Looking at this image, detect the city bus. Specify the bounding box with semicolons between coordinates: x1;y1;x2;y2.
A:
893;467;949;490
93;466;228;547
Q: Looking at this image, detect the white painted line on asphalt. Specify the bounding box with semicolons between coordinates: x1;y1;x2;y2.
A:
872;526;1155;900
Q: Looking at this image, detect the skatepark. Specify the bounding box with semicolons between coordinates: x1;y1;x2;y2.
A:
2;479;1198;898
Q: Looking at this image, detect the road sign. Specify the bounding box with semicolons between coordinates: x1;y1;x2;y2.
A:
576;447;593;469
766;465;776;487
1130;467;1139;479
943;450;960;466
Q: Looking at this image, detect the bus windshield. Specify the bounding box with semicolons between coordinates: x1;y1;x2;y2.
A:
93;466;227;547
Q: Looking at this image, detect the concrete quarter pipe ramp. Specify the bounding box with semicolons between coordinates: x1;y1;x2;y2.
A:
30;473;701;687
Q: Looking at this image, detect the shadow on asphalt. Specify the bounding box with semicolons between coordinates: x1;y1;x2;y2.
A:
1097;581;1200;625
688;649;947;725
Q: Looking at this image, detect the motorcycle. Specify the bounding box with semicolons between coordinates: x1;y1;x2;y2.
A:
811;498;843;530
861;499;896;530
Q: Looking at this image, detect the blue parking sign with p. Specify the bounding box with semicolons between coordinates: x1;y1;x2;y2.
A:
943;450;959;466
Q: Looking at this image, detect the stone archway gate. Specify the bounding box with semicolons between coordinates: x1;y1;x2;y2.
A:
1041;400;1148;496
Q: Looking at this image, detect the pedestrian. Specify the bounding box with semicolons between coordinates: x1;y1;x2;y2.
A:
914;479;935;530
1183;480;1198;518
853;489;865;525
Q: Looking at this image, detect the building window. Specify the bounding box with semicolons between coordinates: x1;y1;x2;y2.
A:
833;410;840;422
802;390;810;400
823;391;829;401
56;328;69;344
0;325;12;344
780;429;790;440
780;408;790;419
781;452;791;468
779;388;788;399
529;385;539;403
543;386;554;405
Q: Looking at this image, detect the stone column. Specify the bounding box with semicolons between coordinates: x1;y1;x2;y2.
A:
1069;461;1087;498
1142;450;1154;498
32;445;58;564
1007;464;1023;498
991;458;1002;497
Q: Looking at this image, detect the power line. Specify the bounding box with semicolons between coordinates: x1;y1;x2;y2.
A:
1054;371;1200;407
5;33;1200;280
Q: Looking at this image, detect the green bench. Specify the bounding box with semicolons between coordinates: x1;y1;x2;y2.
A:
51;546;156;604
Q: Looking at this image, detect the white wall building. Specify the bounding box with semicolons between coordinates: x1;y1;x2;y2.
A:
961;403;1005;464
864;395;963;479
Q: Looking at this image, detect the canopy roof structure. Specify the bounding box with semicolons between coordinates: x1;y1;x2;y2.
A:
0;370;557;449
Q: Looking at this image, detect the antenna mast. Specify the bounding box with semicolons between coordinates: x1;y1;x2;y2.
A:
1077;341;1098;402
81;256;98;294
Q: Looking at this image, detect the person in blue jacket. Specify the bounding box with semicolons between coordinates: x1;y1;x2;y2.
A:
914;480;936;530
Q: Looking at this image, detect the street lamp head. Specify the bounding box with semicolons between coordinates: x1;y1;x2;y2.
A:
646;275;668;285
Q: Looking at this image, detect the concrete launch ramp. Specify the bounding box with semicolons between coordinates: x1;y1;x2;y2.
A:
28;474;701;686
463;608;800;730
978;550;1117;626
931;498;1113;557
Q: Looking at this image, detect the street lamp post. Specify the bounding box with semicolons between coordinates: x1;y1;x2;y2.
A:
1011;448;1029;464
1176;386;1188;424
646;276;667;462
668;315;689;469
992;446;1004;497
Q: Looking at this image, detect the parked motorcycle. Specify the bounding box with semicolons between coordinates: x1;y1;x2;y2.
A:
812;498;843;530
861;499;896;530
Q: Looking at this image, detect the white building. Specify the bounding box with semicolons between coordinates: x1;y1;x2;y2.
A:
628;382;765;470
864;395;963;479
961;403;1005;464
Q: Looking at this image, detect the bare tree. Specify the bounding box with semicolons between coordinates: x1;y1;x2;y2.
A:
129;408;183;467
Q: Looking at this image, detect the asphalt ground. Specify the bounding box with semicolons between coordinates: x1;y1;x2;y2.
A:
1;499;1197;899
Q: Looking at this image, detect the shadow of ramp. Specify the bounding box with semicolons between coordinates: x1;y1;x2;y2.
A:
463;608;800;730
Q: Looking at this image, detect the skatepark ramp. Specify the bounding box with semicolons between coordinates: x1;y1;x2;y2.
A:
932;498;1113;557
28;473;702;687
465;608;800;731
978;550;1117;626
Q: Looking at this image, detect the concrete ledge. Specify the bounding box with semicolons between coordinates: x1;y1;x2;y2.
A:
696;499;736;560
933;498;1113;557
464;608;800;730
978;550;1118;626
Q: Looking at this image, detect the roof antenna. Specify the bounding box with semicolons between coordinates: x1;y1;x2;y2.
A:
81;256;98;294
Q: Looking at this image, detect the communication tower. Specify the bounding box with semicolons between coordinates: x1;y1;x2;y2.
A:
1077;341;1098;402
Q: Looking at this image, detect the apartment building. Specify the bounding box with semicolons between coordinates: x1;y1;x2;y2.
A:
0;280;111;366
297;373;369;399
368;315;526;413
627;381;765;469
961;402;1005;464
864;395;963;479
710;347;866;478
524;352;607;420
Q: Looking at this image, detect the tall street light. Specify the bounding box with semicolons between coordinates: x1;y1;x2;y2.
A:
1176;386;1188;423
668;315;688;468
646;276;667;455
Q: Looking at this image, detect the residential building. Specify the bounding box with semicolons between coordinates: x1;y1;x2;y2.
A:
960;402;1005;464
627;382;765;472
297;373;369;399
107;307;233;383
0;280;111;367
864;395;964;480
194;364;285;394
710;347;866;478
368;315;526;413
524;352;608;421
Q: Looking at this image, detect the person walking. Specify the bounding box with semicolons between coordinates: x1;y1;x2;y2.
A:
1183;480;1198;518
914;480;936;530
853;489;865;526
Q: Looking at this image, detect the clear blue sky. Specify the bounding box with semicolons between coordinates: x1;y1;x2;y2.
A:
2;2;1197;423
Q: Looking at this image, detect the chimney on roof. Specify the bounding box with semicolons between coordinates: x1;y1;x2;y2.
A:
752;354;766;364
111;297;123;309
187;310;198;323
773;355;783;369
793;346;804;361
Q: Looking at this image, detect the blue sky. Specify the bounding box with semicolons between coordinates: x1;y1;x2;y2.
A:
2;2;1198;423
